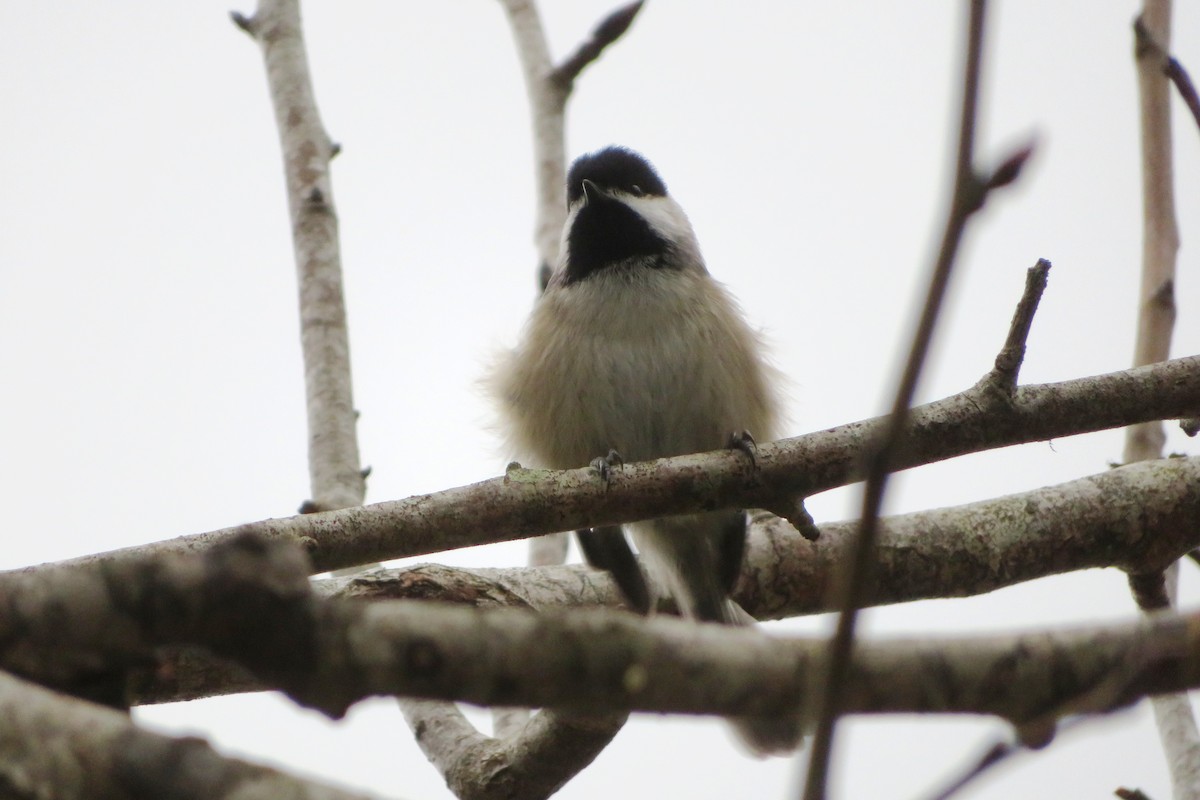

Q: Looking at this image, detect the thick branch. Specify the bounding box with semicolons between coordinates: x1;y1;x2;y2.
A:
0;669;373;800
234;0;364;512
212;599;1200;726
31;456;1200;707
392;538;622;800
68;539;1200;722
7;531;1200;735
31;355;1200;577
403;701;625;800
326;453;1200;622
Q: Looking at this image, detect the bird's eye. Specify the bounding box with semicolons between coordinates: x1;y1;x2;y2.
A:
629;184;645;197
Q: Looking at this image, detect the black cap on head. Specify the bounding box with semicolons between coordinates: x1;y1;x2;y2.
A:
566;146;668;204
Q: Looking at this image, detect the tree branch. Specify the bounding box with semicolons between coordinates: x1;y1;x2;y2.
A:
499;0;645;284
234;0;365;513
804;3;1019;790
26;533;1200;724
549;1;645;89
25;455;1200;708
985;259;1050;392
321;454;1200;624
28;352;1200;579
414;2;647;785
1127;4;1179;467
402;701;626;800
1129;5;1200;798
388;553;621;800
8;526;1200;747
1135;12;1200;136
0;668;374;800
201;595;1200;726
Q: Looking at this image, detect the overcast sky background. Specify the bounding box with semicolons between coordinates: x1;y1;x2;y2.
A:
2;2;1200;798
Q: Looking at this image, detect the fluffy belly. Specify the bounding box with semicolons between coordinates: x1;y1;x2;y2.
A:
493;268;772;471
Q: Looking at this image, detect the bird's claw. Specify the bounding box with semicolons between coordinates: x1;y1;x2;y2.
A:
590;449;623;487
727;430;758;468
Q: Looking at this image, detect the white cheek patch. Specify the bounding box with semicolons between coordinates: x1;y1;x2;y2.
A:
624;194;706;272
625;195;695;245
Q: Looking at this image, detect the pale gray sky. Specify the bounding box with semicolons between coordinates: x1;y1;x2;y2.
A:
2;2;1199;798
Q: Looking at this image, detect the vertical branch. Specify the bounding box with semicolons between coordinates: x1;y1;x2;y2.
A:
500;0;644;289
395;7;646;794
1126;5;1180;464
500;0;645;570
499;0;569;289
1127;5;1199;799
801;2;1002;798
233;0;365;515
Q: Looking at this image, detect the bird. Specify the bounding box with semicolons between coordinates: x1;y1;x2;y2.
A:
489;146;799;753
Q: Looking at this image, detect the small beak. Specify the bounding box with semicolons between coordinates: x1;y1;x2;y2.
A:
581;178;601;204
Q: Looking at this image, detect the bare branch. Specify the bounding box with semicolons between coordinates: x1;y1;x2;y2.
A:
1126;5;1179;465
1165;57;1200;133
28;353;1200;578
391;552;621;798
550;1;645;88
0;669;374;800
403;701;626;800
236;0;365;513
495;0;646;661
1116;790;1156;800
65;541;1200;722
1135;13;1200;136
76;456;1200;706
328;455;1200;621
11;520;1200;737
1129;5;1200;797
985;258;1051;393
923;739;1016;800
223;599;1200;726
497;0;564;275
499;0;646;279
804;5;999;793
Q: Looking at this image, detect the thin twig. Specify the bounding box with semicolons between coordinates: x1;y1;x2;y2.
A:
1135;14;1200;136
924;715;1098;800
1116;789;1156;800
987;259;1051;393
550;1;645;88
923;740;1015;800
1165;58;1200;133
801;4;994;797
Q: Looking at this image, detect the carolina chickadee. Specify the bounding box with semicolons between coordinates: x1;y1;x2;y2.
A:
490;146;796;753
